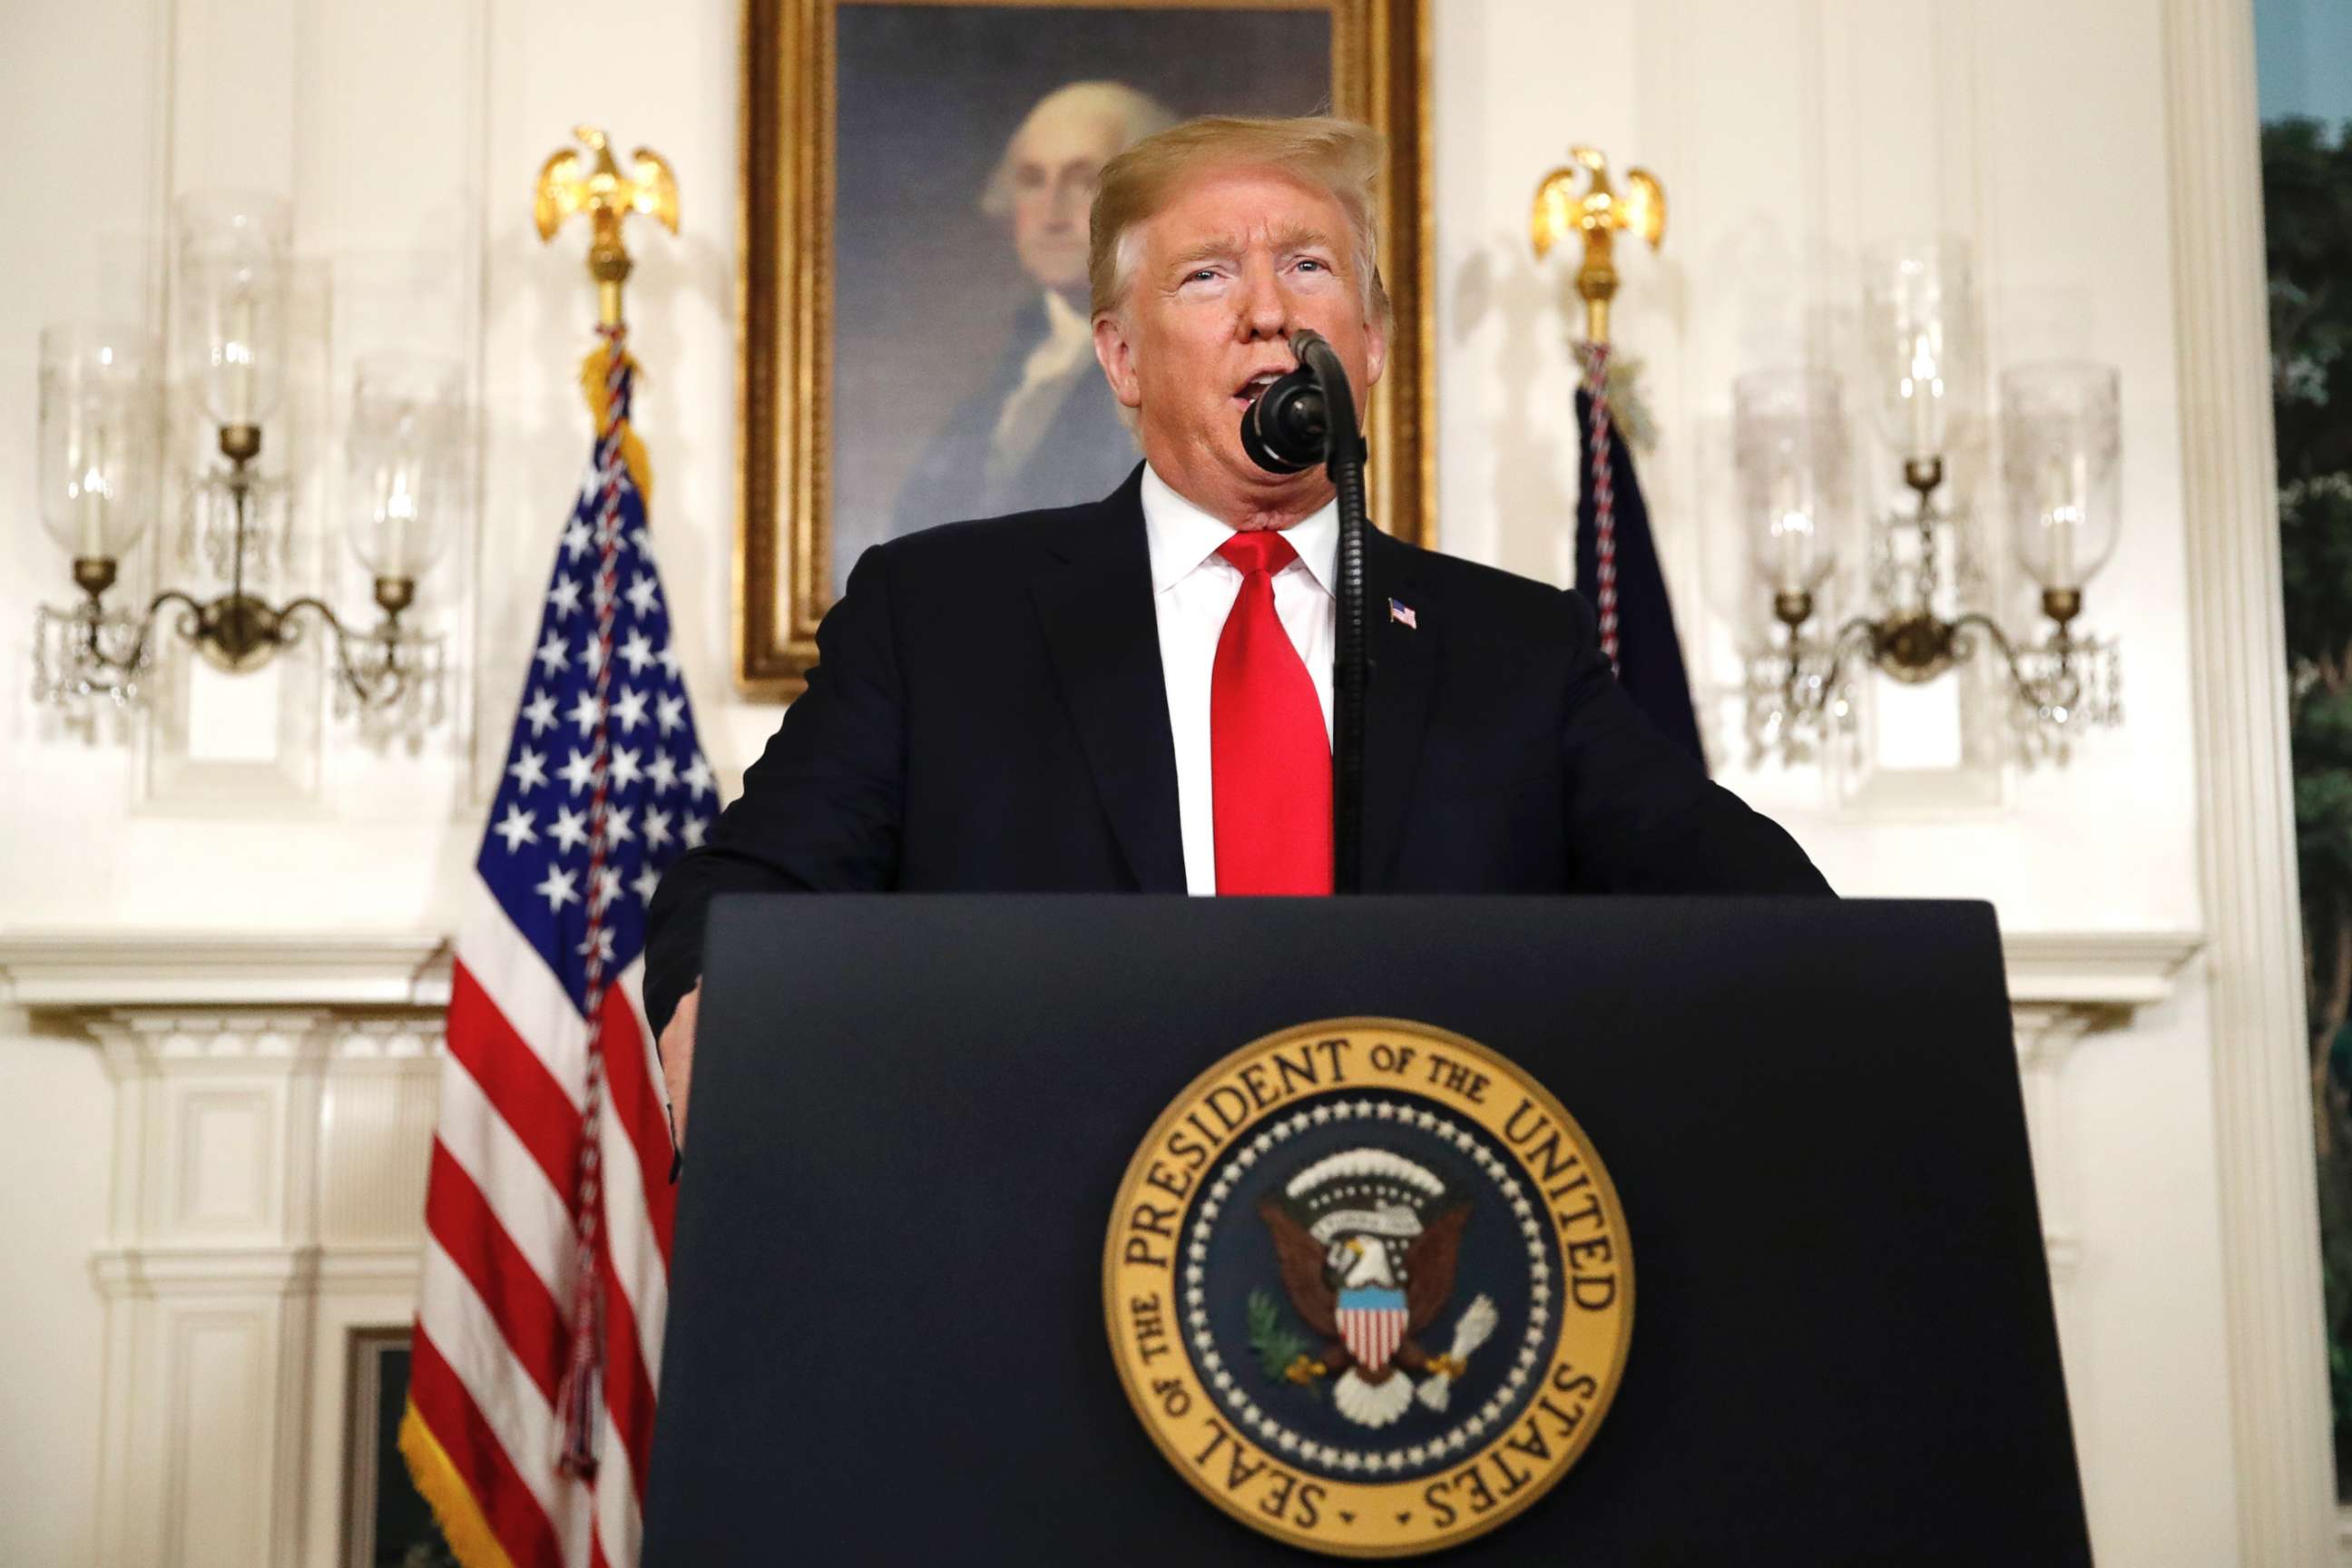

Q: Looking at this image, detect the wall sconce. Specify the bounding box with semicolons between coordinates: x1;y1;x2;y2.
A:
31;190;450;731
1741;238;2122;766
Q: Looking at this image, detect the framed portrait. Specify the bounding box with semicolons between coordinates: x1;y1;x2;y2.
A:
338;1329;456;1567
737;0;1434;698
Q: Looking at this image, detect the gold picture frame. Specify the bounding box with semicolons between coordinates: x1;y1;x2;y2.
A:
736;0;1434;699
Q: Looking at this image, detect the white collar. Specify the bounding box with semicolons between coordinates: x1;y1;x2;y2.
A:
1140;463;1338;598
1040;289;1090;345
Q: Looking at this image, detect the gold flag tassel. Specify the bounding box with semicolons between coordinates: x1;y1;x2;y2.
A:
579;341;653;502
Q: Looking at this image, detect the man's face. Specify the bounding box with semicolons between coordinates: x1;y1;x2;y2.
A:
1092;164;1387;524
1008;107;1125;293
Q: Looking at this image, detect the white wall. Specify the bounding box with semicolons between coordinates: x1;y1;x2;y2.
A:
0;0;2305;1562
0;1008;113;1568
1437;5;2239;1557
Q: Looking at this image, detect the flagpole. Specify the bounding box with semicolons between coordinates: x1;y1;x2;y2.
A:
402;126;702;1568
532;122;681;1482
1532;147;1666;675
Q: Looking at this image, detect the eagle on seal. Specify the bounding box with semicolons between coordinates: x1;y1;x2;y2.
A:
1257;1147;1476;1428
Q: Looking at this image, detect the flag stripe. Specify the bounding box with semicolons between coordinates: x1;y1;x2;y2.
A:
419;1238;564;1517
447;958;588;1203
594;1044;671;1396
596;980;679;1259
596;1221;662;1504
459;878;590;1103
434;1048;579;1294
606;959;681;1363
590;1400;644;1568
424;1140;570;1406
409;1325;564;1565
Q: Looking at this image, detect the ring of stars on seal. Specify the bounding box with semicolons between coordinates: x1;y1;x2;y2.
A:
1105;1018;1634;1559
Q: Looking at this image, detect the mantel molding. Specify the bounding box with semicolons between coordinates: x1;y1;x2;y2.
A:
2002;930;2204;1011
0;931;452;1010
0;926;2198;1019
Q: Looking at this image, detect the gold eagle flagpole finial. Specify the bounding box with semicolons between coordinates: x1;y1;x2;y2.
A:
1530;145;1665;347
534;123;681;328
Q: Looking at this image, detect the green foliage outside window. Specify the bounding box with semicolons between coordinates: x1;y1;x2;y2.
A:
2266;113;2352;1499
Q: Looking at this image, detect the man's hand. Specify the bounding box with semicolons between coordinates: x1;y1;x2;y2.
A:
658;985;700;1151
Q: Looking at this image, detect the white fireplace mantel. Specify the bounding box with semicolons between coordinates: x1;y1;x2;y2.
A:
1;931;452;1568
0;924;2198;1015
2002;929;2206;1010
0;924;2201;1567
0;931;452;1010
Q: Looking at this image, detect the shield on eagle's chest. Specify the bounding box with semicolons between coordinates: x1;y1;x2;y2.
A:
1337;1287;1410;1373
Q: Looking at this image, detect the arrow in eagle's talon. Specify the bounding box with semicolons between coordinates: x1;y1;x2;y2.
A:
1416;1295;1502;1411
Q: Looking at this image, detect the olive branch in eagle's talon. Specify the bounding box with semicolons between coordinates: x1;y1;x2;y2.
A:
1247;1289;1323;1396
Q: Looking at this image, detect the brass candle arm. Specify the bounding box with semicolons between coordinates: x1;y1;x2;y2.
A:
1756;456;2107;756
53;426;427;710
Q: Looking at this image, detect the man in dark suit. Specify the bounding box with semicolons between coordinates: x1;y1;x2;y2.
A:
649;114;1828;1141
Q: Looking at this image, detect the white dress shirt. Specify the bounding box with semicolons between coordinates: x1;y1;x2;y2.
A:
1141;463;1337;896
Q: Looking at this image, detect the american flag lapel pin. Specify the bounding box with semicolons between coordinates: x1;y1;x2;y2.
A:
1387;597;1418;630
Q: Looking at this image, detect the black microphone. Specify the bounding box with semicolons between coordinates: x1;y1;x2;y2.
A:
1232;328;1372;896
1239;336;1333;475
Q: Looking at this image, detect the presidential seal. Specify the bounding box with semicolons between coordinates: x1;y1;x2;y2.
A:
1103;1018;1633;1558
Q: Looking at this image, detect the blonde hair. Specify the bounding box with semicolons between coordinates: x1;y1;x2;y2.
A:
979;82;1178;217
1087;115;1391;328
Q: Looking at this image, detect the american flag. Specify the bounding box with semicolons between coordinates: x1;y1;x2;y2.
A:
1573;343;1705;769
402;328;710;1567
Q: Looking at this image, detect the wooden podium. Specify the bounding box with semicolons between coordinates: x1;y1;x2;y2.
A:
643;895;2088;1564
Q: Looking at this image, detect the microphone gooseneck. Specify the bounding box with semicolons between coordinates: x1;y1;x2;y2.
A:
1236;328;1370;895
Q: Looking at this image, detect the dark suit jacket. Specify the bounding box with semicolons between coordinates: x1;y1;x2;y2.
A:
646;466;1830;1034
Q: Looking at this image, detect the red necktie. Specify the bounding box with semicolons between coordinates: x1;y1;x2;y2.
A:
1211;532;1332;895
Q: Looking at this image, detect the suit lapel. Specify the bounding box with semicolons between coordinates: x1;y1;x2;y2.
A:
1030;470;1188;892
1361;529;1436;888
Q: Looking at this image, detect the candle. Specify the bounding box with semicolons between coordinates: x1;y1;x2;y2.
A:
2041;455;2078;589
225;289;256;426
1906;331;1937;457
2058;451;2089;587
77;416;109;557
385;460;417;574
1769;467;1808;593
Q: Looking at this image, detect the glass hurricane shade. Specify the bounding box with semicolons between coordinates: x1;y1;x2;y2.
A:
1862;237;1978;462
1735;367;1847;596
175;190;290;429
2001;361;2121;593
37;323;162;562
346;354;462;580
